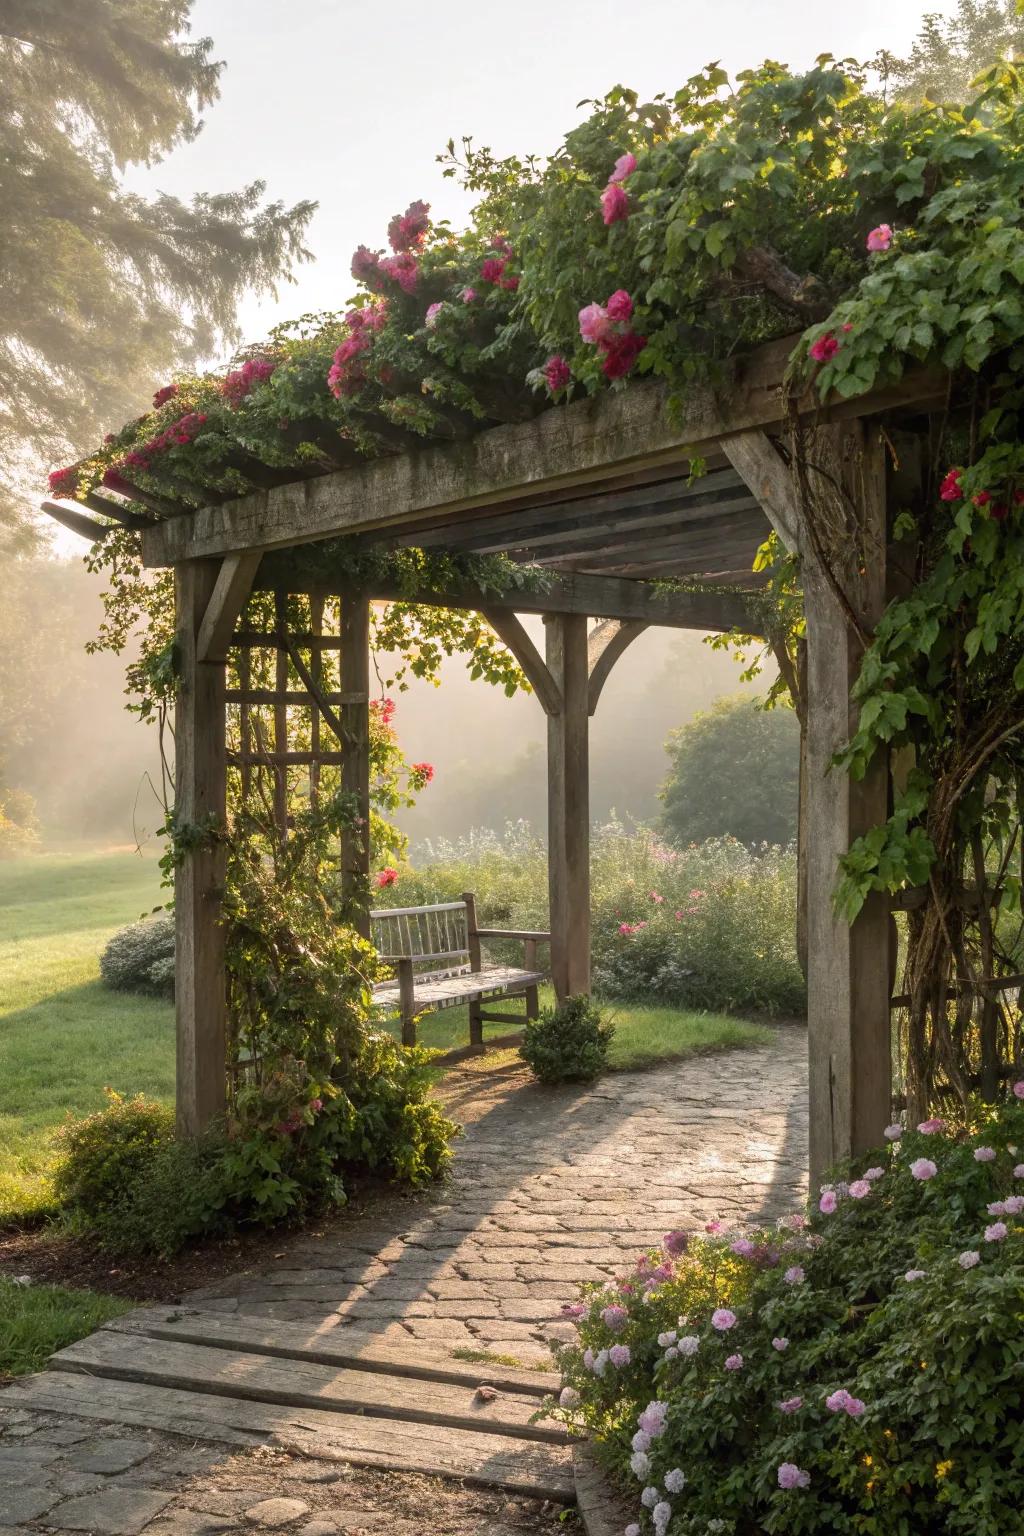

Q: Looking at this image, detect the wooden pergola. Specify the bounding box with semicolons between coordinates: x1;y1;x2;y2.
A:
47;333;941;1186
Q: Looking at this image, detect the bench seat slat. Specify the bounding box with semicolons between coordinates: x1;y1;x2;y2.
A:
373;966;545;1011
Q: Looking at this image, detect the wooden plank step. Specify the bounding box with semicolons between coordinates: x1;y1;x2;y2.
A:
105;1307;559;1398
7;1371;574;1502
48;1330;568;1445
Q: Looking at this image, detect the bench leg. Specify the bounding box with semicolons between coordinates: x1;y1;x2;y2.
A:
469;998;484;1049
401;1010;418;1048
525;984;539;1020
398;959;417;1048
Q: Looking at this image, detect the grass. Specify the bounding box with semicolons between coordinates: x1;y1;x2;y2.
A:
383;987;772;1070
0;1276;133;1379
0;848;173;1225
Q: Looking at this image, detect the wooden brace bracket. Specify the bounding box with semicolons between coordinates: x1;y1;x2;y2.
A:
197;551;263;664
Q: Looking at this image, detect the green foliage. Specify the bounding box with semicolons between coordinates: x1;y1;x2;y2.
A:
520;995;614;1085
882;1;1024;105
660;695;800;849
50;1090;174;1228
402;824;804;1017
0;1278;132;1380
1;0;313;536
554;1095;1024;1535
99;914;175;999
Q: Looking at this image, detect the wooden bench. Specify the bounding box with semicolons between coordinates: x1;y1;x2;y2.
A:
370;891;550;1050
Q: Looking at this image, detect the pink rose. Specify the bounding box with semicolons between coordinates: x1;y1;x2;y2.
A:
711;1308;737;1331
606;288;634;323
611;151;638;183
910;1158;937;1181
819;1190;838;1215
866;223;892;252
578;302;613;345
848;1180;871;1199
809;332;839;363
600;183;630;225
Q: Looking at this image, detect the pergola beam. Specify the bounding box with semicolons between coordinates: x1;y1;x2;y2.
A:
142;339;942;568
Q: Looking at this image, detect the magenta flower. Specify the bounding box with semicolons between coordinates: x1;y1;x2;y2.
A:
778;1463;811;1490
578;302;613;345
561;1302;586;1318
910;1158;938;1181
611;151;638;183
772;1337;789;1352
387;199;430;252
809;332;839;362
609;1344;632;1367
819;1191;838;1215
974;1146;996;1163
601;330;647;379
480;256;507;284
424;302;444;329
663;1230;689;1257
600;182;630;224
984;1221;1008;1242
849;1179;872;1200
866;223;893;252
705;1220;724;1234
543;355;572;394
152;383;178;409
917;1117;945;1135
602;1304;628;1333
711;1309;737;1331
606;288;634;323
783;1266;805;1285
724;1353;743;1371
778;1397;803;1414
461;286;477;303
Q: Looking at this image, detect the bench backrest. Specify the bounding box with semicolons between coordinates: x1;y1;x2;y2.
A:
370;899;470;970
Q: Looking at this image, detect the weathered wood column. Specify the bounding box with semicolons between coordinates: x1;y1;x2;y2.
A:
803;425;892;1185
545;613;590;999
174;560;227;1138
340;592;371;939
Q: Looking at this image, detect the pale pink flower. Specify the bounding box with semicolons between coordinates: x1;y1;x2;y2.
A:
864;1167;885;1181
778;1463;810;1489
1013;1080;1024;1099
676;1335;699;1357
910;1158;937;1181
461;287;477;303
602;1304;628;1332
772;1337;789;1351
958;1250;980;1269
632;1430;651;1453
424;302;444;328
559;1386;580;1408
1004;1195;1024;1214
988;1200;1007;1216
778;1396;803;1414
846;1396;866;1417
826;1389;852;1413
579;302;613;345
711;1308;737;1331
705;1220;724;1234
819;1190;838;1215
884;1123;903;1141
984;1221;1008;1243
600;182;630;224
731;1238;756;1257
609;1344;632;1367
974;1146;996;1163
611;151;638;183
866;223;893;252
783;1266;805;1285
637;1400;668;1437
917;1117;945;1135
905;1269;926;1281
1015;1165;1024;1179
724;1353;743;1371
849;1179;872;1199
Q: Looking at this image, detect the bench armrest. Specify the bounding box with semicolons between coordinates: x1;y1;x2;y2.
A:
473;929;551;943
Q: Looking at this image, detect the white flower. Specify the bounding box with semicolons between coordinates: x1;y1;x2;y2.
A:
641;1486;661;1509
957;1250;980;1269
625;1527;641;1536
559;1386;580;1409
663;1346;678;1361
664;1468;686;1493
676;1335;700;1356
884;1123;903;1140
657;1330;678;1348
904;1269;926;1282
653;1501;673;1532
630;1451;650;1480
632;1430;651;1453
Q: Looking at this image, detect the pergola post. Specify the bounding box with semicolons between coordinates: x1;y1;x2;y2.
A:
545;613;590;999
340;591;371;939
174;560;228;1138
804;426;892;1185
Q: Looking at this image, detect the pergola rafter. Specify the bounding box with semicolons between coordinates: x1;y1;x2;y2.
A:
44;332;944;1183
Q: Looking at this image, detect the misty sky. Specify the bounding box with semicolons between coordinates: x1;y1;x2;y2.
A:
129;0;949;347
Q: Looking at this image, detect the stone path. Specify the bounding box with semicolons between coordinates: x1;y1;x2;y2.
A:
189;1027;808;1364
0;1029;808;1534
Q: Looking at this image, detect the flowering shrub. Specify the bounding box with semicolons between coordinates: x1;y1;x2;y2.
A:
552;1094;1024;1534
402;823;803;1016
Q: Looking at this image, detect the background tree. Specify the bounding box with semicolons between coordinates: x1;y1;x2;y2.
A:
659;695;799;849
0;0;315;545
880;0;1024;101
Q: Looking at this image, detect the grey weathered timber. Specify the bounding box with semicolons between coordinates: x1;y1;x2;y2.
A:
801;424;892;1184
196;550;262;663
546;614;590;999
174;561;227;1138
48;1329;568;1445
40;498;109;543
574;1445;635;1536
262;567;759;635
12;1371;574;1501
103;1308;559;1394
141;339;941;567
340;593;371;937
720;429;805;554
480;607;562;715
587;620;648;715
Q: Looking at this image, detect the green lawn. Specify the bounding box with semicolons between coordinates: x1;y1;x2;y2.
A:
0;849;173;1224
0;1277;133;1380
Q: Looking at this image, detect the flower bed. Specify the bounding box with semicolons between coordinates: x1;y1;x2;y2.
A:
552;1089;1024;1534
